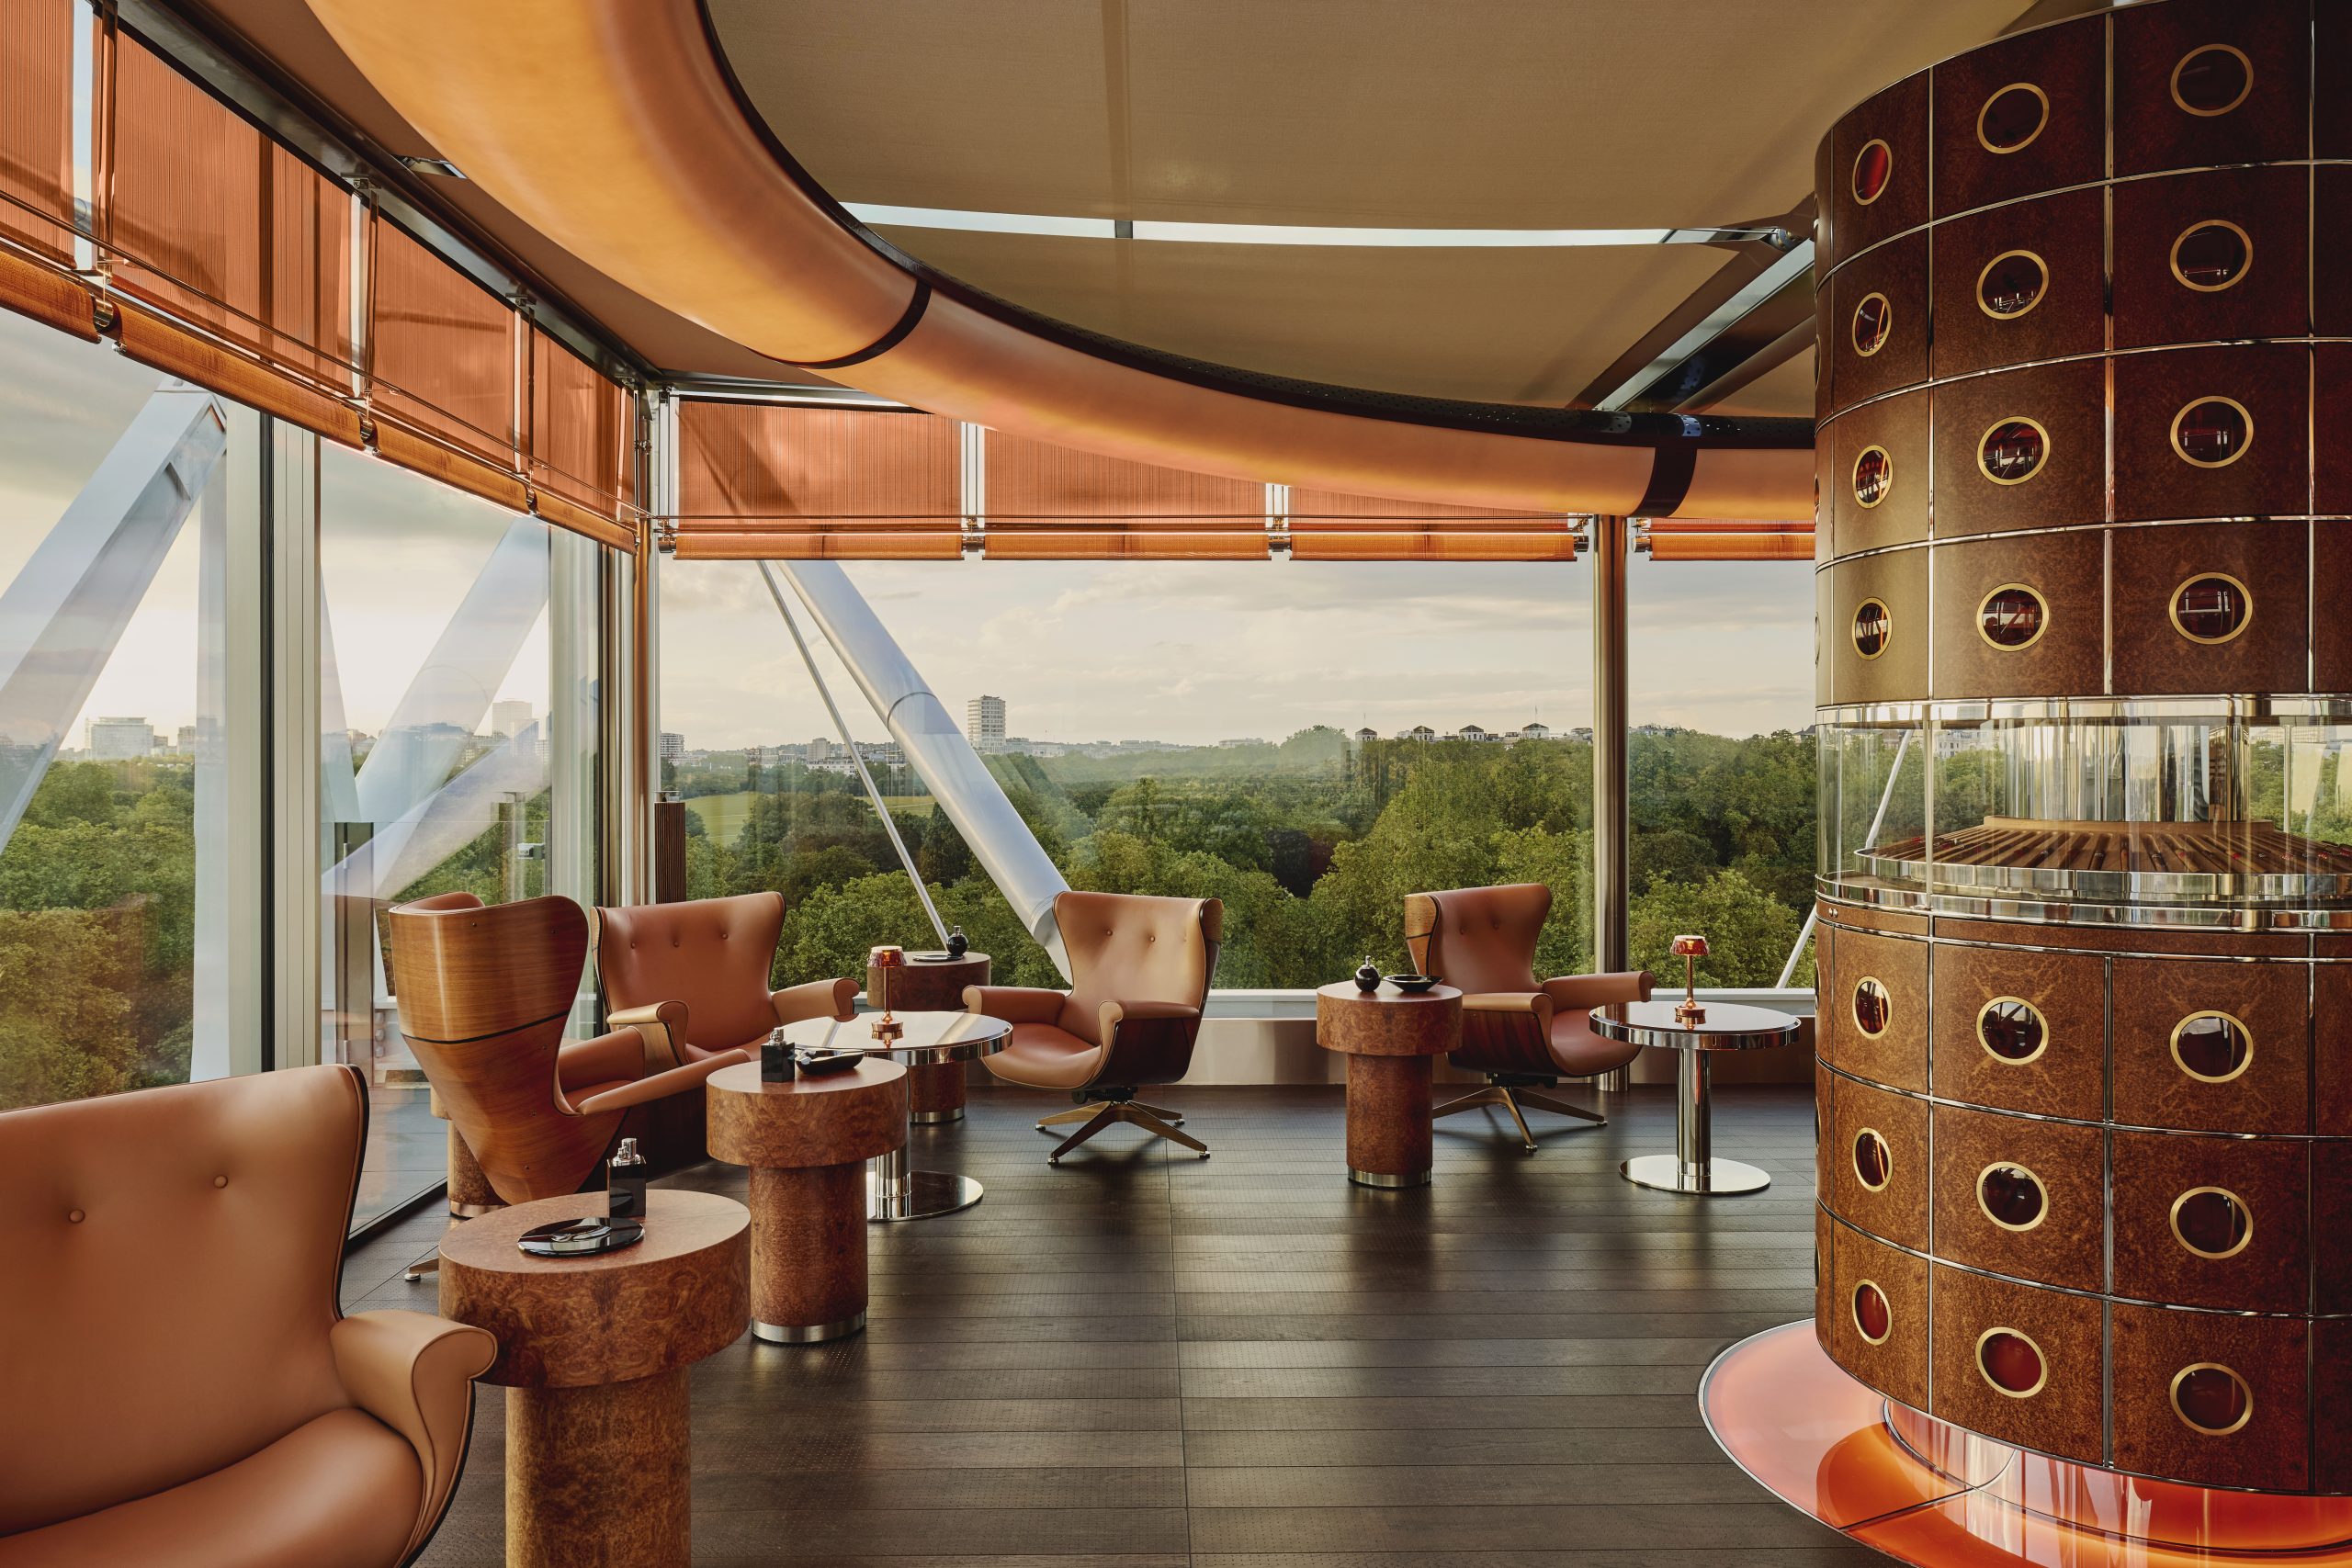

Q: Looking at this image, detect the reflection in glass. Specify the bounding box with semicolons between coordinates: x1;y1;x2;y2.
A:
1852;140;1893;205
1976;586;2045;650
1977;998;2046;1062
1978;1162;2046;1230
1851;1127;1892;1189
2171;1187;2252;1258
1978;419;2047;484
1851;1280;1891;1343
1851;446;1892;509
2172;1364;2252;1434
2170;45;2252;116
2171;575;2250;644
1851;976;1890;1036
1851;599;1890;660
1977;83;2048;152
1978;1328;2046;1396
2172;398;2250;468
2171;1011;2251;1081
2171;221;2250;291
1851;294;1892;358
1976;250;2047;318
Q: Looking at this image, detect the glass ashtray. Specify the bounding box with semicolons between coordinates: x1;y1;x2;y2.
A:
517;1215;644;1257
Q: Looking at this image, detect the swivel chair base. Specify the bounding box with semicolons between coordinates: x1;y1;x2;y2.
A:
1433;1075;1606;1154
1037;1090;1207;1162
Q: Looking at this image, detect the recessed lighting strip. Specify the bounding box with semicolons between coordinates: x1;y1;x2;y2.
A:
844;201;1795;251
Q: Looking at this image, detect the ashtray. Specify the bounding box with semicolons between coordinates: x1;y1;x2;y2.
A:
517;1215;645;1257
1384;974;1440;994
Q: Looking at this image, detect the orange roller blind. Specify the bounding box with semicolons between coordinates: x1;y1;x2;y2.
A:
117;299;362;446
675;400;960;548
1645;531;1815;562
1291;527;1577;563
0;243;92;337
369;217;517;467
531;488;639;552
527;325;630;517
0;0;74;263
983;525;1268;561
984;430;1261;528
673;527;961;562
371;419;527;513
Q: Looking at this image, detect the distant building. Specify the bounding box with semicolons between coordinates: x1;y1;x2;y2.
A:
175;724;198;753
492;700;534;739
1354;727;1378;743
1517;722;1550;739
967;694;1005;752
807;736;833;761
87;716;154;759
1457;724;1492;742
1402;725;1436;742
659;731;684;763
1216;738;1267;749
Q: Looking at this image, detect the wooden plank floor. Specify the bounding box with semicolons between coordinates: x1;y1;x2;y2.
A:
345;1083;1883;1566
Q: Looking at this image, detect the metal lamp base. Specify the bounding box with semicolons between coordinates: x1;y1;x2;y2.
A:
868;1168;984;1221
1621;1153;1771;1195
910;1106;964;1125
754;1312;865;1344
1349;1167;1430;1189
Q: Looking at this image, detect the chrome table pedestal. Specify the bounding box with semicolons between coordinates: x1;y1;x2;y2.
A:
776;1010;1011;1221
1590;999;1800;1197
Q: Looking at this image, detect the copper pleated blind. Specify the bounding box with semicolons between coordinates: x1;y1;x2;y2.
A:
673;400;961;560
110;36;355;397
369;217;518;468
982;431;1263;558
527;326;634;544
0;0;73;263
1286;487;1577;562
1644;518;1815;562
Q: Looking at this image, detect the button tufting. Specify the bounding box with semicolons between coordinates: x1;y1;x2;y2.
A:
67;1209;85;1223
213;1175;229;1188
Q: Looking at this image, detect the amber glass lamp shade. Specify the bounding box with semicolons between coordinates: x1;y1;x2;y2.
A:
869;943;906;1039
1671;933;1709;1023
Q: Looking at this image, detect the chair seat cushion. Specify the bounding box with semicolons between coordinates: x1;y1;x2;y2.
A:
1548;1013;1640;1078
0;1408;421;1568
986;1021;1105;1090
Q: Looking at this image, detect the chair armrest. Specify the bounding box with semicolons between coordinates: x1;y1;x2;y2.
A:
1462;991;1555;1027
571;1051;749;1115
773;976;857;1026
1096;1000;1203;1082
965;985;1067;1024
331;1310;497;1562
556;1028;648;1092
607;1000;690;1071
1542;970;1656;1010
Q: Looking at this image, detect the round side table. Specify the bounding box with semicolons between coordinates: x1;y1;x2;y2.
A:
1314;981;1464;1188
868;952;989;1123
777;1010;1011;1220
707;1057;907;1342
438;1188;749;1568
1590;998;1800;1196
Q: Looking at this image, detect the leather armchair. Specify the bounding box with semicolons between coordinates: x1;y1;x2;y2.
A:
1404;883;1654;1151
387;893;746;1206
969;890;1222;1162
0;1065;495;1567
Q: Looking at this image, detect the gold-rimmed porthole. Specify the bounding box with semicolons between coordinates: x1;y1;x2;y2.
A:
1975;585;2048;652
1851;1128;1893;1191
1851;1280;1891;1345
1976;996;2048;1063
1849;975;1891;1034
2170;1187;2254;1260
1851;601;1891;661
1976;1326;2047;1398
2170;1009;2254;1081
2171;1363;2253;1436
2168;574;2253;647
2170;44;2253;117
2170;220;2252;292
1976;1162;2047;1232
1852;292;1894;357
2170;396;2253;468
1852;446;1893;509
1975;249;2048;320
1852;139;1893;206
1977;417;2048;485
1976;82;2049;153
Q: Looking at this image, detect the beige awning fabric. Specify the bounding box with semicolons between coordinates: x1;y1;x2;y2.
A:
0;0;74;264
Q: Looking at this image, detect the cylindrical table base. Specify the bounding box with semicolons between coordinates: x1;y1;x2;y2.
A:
447;1123;500;1217
507;1369;690;1568
749;1163;867;1336
908;1060;966;1122
1345;1054;1434;1186
755;1311;866;1344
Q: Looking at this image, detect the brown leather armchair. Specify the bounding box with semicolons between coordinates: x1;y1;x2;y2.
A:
0;1065;495;1567
388;892;747;1209
968;890;1222;1162
1404;883;1654;1152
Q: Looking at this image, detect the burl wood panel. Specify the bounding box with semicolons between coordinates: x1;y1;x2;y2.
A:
2109;954;2309;1134
1930;14;2105;218
2319;965;2352;1137
1928;359;2106;539
1346;1055;1435;1178
1826;1217;1931;1415
2111;344;2310;523
706;1058;908;1169
1826;69;1930;271
1827;1070;1929;1254
1829;926;1929;1094
2112;0;2311;178
2110;1302;2308;1490
1828;547;1929;708
2311;1140;2352;1312
2109;1129;2308;1313
1928;1263;2105;1463
2111;166;2310;351
1815;1201;1835;1351
750;1163;866;1328
1314;985;1463;1056
1829;231;1927;411
1828;389;1928;555
1932;916;2304;960
1823;903;1929;938
1927;529;2104;700
2316;1318;2352;1493
439;1189;751;1389
2324;5;2352;159
2321;173;2352;340
2107;520;2309;698
1928;186;2104;382
878;953;989;1116
1814;920;1836;1068
1929;1102;2105;1294
508;1370;691;1568
1929;940;2104;1121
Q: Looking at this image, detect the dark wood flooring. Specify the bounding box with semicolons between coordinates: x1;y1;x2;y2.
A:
343;1083;1883;1566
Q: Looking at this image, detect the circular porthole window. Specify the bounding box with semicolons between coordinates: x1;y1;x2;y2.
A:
1851;293;1894;357
1976;250;2048;319
1851;601;1892;661
1977;997;2048;1062
1852;1128;1893;1191
1850;975;1891;1036
1978;418;2049;485
1976;82;2049;152
2169;575;2252;646
1976;1326;2047;1398
2172;1363;2253;1436
2171;397;2252;468
1851;1280;1892;1345
2171;221;2252;292
1852;446;1894;509
2171;1010;2253;1081
1977;1162;2048;1232
2171;44;2253;117
1852;139;1893;205
2171;1187;2254;1259
1976;585;2048;651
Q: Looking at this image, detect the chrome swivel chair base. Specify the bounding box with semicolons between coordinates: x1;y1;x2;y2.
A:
402;1253;440;1283
1040;1095;1207;1163
1431;1079;1605;1153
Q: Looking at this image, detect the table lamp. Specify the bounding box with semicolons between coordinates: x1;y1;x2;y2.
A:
869;944;906;1042
1670;933;1709;1025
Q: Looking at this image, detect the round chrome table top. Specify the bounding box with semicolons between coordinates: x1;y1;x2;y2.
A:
778;1009;1012;1066
1589;999;1801;1052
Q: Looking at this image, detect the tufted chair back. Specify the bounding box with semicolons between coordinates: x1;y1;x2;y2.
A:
1404;883;1550;994
0;1066;368;1535
594;892;787;1053
1057;891;1223;1046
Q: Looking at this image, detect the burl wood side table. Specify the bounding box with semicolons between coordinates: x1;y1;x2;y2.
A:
868;951;989;1122
1314;981;1464;1188
706;1056;907;1342
438;1189;749;1568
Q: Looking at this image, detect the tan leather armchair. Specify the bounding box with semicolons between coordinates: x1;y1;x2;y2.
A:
968;890;1222;1162
0;1065;495;1567
387;892;747;1206
1404;883;1654;1151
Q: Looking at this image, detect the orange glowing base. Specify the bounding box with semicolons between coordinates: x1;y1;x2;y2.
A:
1702;1323;2352;1563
